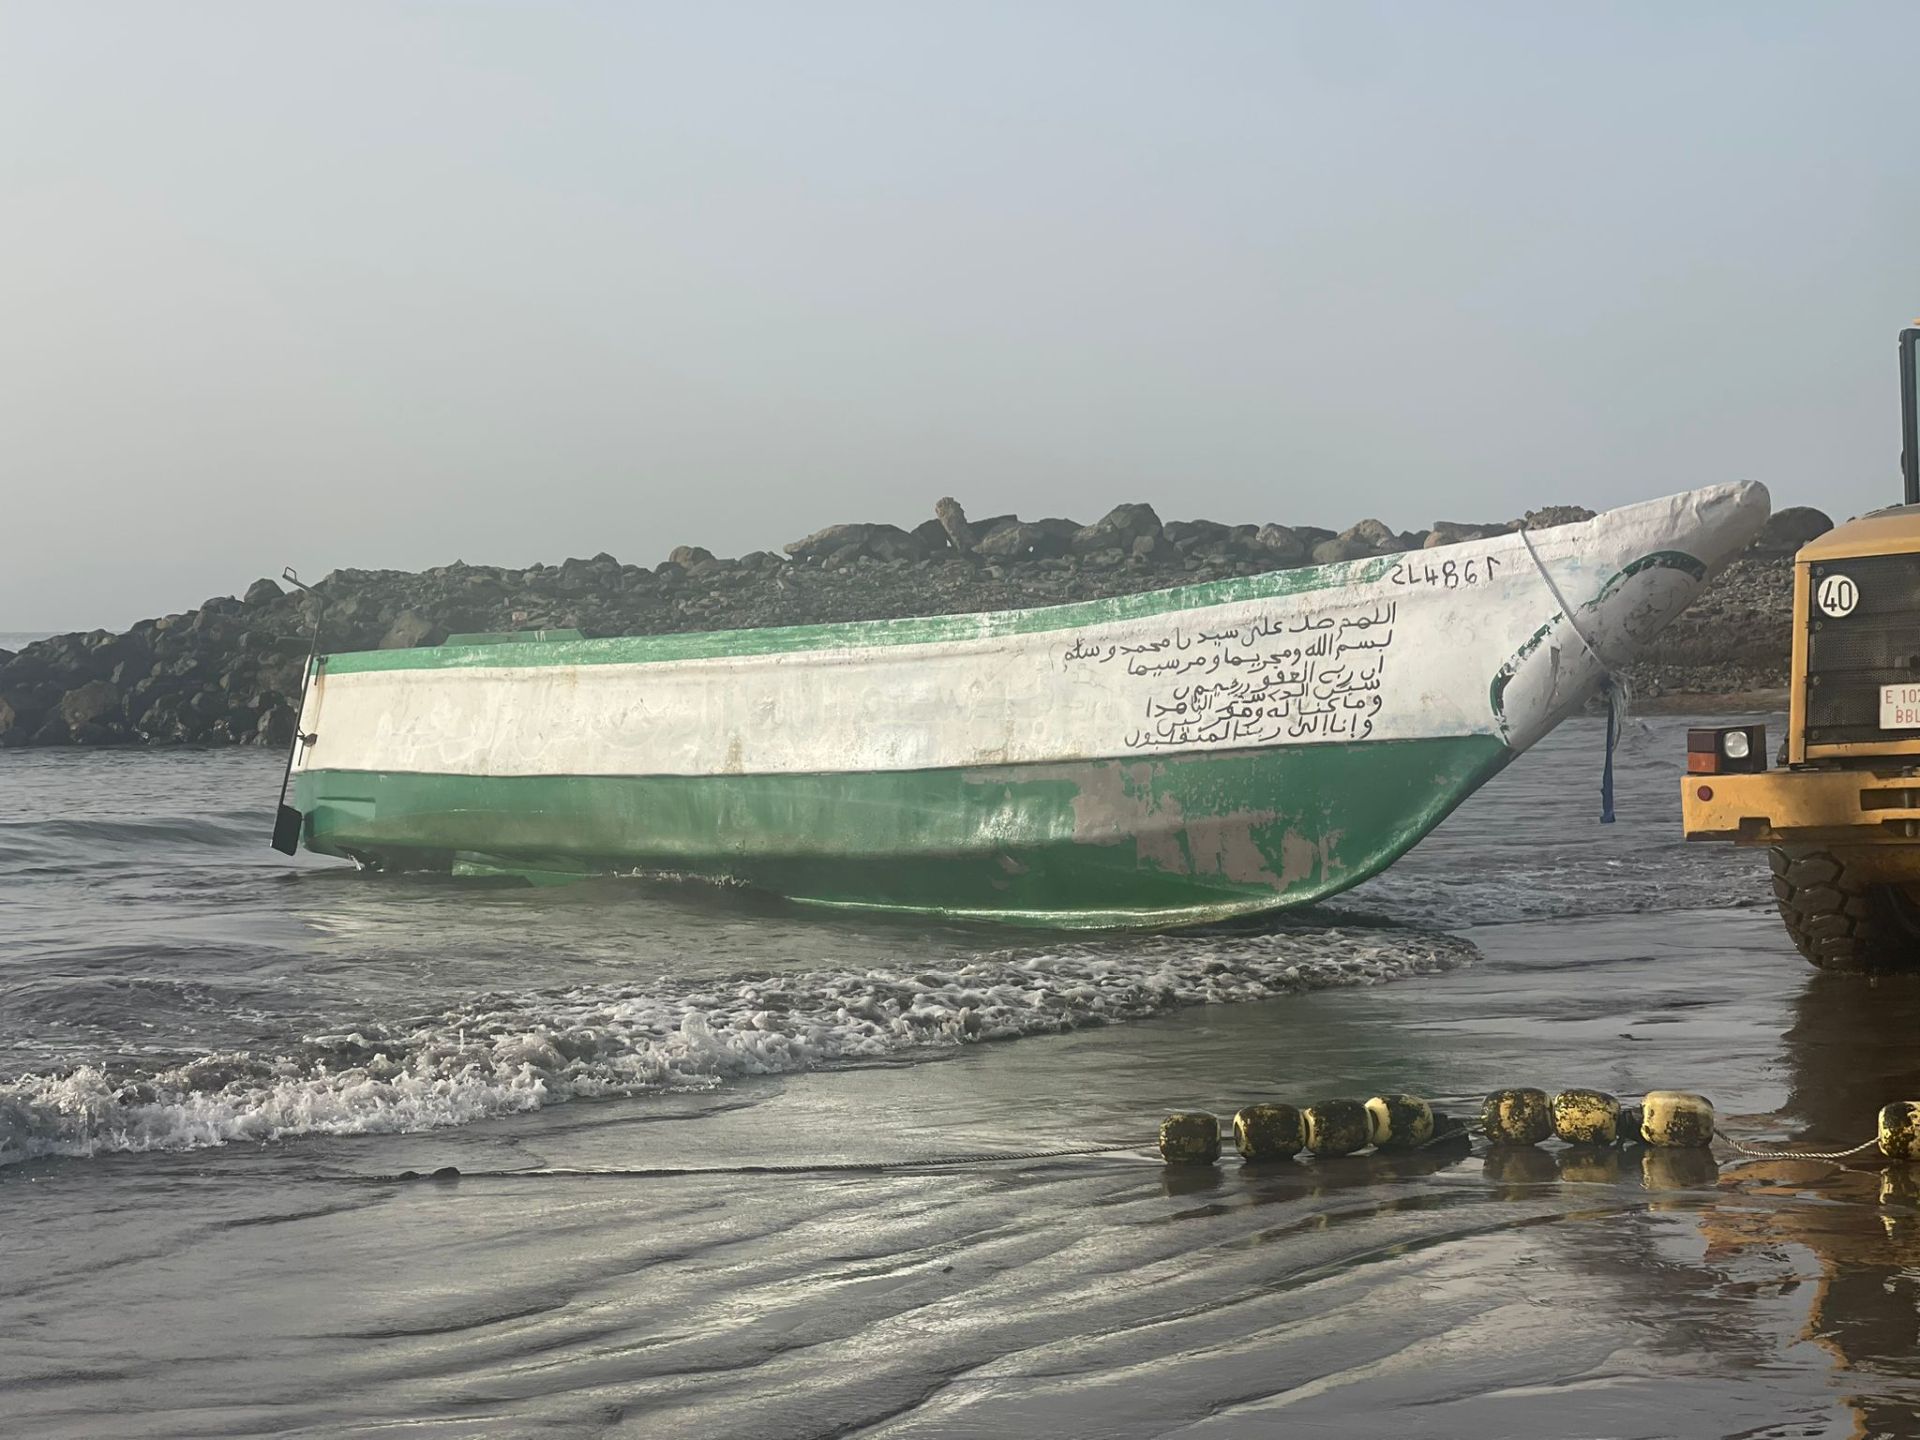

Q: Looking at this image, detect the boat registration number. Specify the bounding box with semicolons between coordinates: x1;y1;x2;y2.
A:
1881;684;1920;729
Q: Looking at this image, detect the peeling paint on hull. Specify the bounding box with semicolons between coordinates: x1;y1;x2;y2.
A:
295;735;1511;928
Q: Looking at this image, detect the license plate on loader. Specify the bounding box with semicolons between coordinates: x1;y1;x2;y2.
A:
1881;684;1920;728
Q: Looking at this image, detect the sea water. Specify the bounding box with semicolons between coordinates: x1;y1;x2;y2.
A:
20;715;1920;1440
0;717;1760;1164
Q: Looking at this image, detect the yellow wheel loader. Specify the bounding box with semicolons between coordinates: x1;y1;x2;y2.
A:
1683;327;1920;970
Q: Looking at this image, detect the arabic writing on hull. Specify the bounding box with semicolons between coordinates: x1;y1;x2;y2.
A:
1060;602;1399;748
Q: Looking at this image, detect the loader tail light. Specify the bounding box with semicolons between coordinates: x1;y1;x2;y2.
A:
1686;724;1768;775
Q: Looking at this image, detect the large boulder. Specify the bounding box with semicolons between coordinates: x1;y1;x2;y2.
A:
862;524;926;563
134;691;190;743
1752;506;1833;555
188;612;242;645
785;523;873;564
1518;504;1597;531
910;518;952;555
1346;518;1403;551
379;611;447;650
1311;536;1368;564
242;577;283;607
556;554;621;594
96;631;152;678
933;497;976;554
1425;520;1507;548
59;680;120;729
1312;518;1404;564
1028;518;1081;558
1163;520;1230;550
963;515;1077;561
1166;520;1263;565
256;705;297;747
1071;503;1162;555
1255;524;1310;565
974;523;1046;559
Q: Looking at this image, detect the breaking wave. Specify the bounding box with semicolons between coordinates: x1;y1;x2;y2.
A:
0;927;1471;1165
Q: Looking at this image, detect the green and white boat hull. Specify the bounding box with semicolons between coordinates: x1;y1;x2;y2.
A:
287;483;1769;927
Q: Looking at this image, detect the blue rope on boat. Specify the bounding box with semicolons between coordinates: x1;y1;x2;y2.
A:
1601;684;1618;824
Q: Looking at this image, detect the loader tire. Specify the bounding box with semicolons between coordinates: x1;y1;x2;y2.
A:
1769;846;1920;973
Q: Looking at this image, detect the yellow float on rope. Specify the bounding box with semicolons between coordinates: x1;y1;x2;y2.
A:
1366;1093;1435;1149
1482;1088;1553;1145
1878;1101;1920;1161
1551;1088;1622;1147
1158;1112;1221;1166
1161;1089;1920;1170
1640;1091;1716;1148
1302;1099;1372;1157
1232;1103;1304;1162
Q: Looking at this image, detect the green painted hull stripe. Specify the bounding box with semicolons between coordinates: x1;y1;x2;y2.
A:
293;735;1510;928
318;554;1402;675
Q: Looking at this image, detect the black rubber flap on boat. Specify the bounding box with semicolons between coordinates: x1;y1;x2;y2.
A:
271;803;304;856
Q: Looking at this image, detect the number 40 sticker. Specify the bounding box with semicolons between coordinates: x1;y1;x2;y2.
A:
1817;573;1858;618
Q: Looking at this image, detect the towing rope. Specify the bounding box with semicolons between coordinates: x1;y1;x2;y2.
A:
366;1103;1914;1187
1712;1130;1883;1164
1517;521;1623;823
370;1142;1149;1184
371;1126;1487;1187
1516;522;1618;672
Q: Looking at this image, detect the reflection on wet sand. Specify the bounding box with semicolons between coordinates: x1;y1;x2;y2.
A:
1145;936;1920;1438
1437;970;1920;1438
1687;973;1920;1438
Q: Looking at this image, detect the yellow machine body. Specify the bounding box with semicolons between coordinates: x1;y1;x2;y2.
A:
1682;504;1920;873
1681;327;1920;967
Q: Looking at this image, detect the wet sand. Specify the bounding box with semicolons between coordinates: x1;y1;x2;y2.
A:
11;901;1920;1438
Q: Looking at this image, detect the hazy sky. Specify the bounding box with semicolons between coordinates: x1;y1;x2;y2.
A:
4;2;1917;631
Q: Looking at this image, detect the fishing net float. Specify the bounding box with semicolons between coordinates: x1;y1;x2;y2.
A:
1158;1088;1920;1168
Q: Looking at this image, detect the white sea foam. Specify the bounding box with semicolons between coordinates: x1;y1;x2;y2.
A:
0;928;1471;1164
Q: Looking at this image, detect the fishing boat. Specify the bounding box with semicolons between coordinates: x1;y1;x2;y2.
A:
277;482;1769;927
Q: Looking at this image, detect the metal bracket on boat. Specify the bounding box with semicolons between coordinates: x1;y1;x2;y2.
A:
269;567;326;856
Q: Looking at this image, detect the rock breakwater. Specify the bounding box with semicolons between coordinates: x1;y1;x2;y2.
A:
0;499;1823;748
